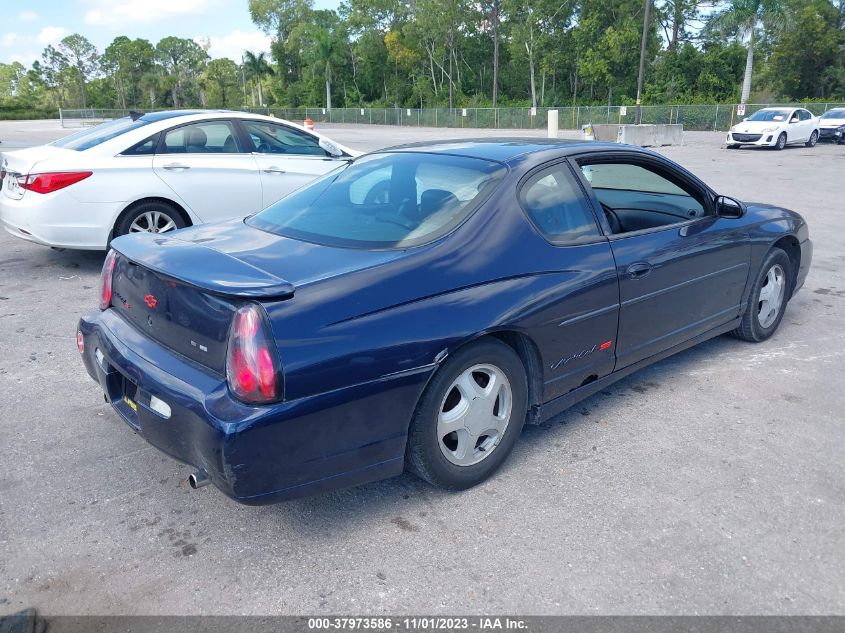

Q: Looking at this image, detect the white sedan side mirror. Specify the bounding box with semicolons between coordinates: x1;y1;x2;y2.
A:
319;138;344;158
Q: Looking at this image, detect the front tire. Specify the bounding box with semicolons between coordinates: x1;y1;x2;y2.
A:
726;144;740;150
805;130;818;147
406;339;528;490
774;132;787;150
732;247;792;342
114;200;187;239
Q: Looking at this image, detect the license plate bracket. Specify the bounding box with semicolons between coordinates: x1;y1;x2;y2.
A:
113;374;141;430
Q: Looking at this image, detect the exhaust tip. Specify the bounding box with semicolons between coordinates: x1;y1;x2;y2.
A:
188;470;211;489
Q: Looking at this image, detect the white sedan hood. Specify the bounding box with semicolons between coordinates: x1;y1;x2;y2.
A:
732;120;786;133
820;116;845;128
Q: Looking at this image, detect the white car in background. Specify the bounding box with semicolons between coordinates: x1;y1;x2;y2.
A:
726;107;820;150
818;107;845;144
0;110;357;250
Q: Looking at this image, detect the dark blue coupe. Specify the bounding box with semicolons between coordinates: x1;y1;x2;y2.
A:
78;139;812;504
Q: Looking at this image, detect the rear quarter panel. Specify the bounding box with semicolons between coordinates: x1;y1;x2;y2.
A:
263;180;618;405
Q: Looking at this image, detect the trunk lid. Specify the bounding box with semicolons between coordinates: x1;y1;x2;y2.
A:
2;146;80;200
108;221;405;371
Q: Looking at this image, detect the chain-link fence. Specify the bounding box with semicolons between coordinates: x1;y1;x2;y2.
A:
60;103;845;131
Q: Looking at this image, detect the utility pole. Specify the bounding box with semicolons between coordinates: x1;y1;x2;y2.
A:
635;0;651;125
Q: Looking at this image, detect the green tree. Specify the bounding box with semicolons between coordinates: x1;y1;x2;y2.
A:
0;62;26;98
205;58;242;107
707;0;788;104
155;37;209;107
765;0;842;98
58;34;99;108
102;37;156;109
244;51;275;106
34;45;71;107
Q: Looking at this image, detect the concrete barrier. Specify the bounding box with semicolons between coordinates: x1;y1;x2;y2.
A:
591;124;683;146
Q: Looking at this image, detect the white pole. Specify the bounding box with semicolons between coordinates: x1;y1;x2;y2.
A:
548;109;559;139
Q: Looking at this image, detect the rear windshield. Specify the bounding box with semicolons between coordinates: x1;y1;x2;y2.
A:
247;152;506;249
747;109;791;122
821;109;845;119
51;117;151;151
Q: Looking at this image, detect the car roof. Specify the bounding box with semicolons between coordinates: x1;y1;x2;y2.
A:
139;109;213;122
373;138;625;163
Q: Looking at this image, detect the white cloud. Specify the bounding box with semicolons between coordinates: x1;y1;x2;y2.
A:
85;0;217;26
18;11;40;22
196;30;272;63
37;26;68;46
0;33;28;48
0;26;68;66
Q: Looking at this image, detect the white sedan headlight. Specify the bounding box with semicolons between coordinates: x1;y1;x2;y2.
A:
761;126;779;133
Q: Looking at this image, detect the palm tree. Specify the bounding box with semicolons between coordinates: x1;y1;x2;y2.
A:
312;28;337;112
709;0;787;104
243;51;274;107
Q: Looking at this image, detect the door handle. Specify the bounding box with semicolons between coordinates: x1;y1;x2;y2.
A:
262;166;286;174
162;163;190;170
626;262;652;279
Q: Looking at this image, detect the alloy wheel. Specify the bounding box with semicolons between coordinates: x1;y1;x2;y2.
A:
437;364;512;467
129;211;179;234
758;264;786;329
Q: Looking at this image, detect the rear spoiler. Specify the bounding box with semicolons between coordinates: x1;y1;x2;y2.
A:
111;232;295;299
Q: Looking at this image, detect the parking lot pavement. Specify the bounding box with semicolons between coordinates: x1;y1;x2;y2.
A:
1;123;843;616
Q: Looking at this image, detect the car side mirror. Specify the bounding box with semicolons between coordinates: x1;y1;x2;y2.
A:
319;137;344;158
716;195;745;219
742;117;748;122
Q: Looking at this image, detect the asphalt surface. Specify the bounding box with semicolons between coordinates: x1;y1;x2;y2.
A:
0;121;843;616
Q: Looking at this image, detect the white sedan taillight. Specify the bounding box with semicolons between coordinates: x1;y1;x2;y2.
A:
18;171;92;194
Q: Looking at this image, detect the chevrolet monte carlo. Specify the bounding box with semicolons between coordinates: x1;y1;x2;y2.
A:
77;139;812;504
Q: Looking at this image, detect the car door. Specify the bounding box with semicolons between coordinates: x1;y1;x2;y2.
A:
574;153;751;369
237;119;346;209
517;162;619;401
799;109;815;139
152;119;262;223
786;109;806;142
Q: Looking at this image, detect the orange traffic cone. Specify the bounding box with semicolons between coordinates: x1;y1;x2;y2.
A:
304;118;314;131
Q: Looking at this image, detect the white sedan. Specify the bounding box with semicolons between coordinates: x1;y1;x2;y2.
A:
726;107;820;150
0;110;358;250
819;108;845;144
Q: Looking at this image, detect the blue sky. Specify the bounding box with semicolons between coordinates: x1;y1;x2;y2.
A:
1;0;340;67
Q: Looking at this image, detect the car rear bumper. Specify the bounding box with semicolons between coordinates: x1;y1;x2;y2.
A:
77;309;425;504
0;193;119;250
726;132;778;147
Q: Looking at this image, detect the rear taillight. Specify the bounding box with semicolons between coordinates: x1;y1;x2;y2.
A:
17;171;92;194
99;249;117;310
226;304;283;404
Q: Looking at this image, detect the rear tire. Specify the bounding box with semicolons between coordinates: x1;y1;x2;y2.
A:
114;200;188;240
406;339;528;490
805;130;818;147
774;132;787;150
732;247;792;342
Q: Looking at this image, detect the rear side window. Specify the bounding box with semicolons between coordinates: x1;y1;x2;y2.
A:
520;164;599;243
121;134;159;156
162;121;240;154
51;117;151;151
